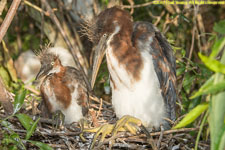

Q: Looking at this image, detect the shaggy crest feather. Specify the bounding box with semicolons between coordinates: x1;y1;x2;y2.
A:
34;44;59;63
80;18;99;43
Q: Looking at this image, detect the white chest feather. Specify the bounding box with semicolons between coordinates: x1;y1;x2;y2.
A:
106;48;165;128
42;78;83;124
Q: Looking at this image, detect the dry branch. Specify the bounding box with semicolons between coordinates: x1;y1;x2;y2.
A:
0;0;21;42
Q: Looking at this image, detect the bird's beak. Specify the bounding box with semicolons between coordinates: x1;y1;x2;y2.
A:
91;35;108;89
35;65;50;80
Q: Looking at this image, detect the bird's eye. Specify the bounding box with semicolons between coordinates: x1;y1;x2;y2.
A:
103;33;107;37
51;62;54;65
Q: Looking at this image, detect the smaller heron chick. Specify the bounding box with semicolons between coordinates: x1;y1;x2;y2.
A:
36;48;88;124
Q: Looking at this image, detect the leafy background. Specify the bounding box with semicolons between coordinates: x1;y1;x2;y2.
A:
0;0;225;149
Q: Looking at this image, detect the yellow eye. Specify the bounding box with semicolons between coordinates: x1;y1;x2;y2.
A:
51;62;54;65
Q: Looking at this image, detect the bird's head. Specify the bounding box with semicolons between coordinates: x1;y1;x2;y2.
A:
35;48;62;80
88;6;133;88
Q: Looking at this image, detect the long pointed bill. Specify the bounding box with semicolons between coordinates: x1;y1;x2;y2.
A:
91;35;108;89
35;68;45;80
35;65;51;80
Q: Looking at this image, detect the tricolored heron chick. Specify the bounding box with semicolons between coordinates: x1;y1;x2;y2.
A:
87;6;177;147
36;48;89;124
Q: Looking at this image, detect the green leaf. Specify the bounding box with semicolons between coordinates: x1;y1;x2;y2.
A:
210;36;225;58
176;67;185;76
0;66;11;89
210;50;225;150
10;133;25;150
25;117;40;140
195;110;209;150
173;103;208;129
13;90;27;114
205;81;225;94
218;125;225;150
28;140;53;150
213;20;225;34
2;41;18;82
190;75;225;98
16;113;34;130
199;53;225;74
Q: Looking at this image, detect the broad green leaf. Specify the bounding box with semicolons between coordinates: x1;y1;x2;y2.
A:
13;90;27;114
204;81;225;94
190;75;214;99
173;103;208;129
28;140;53;150
190;75;225;98
218;125;225;150
213;20;225;34
16;113;34;130
199;53;225;74
25;117;40;140
210;51;225;150
210;36;225;58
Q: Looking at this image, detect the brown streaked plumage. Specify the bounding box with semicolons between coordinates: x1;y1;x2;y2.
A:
89;6;177;128
36;48;88;124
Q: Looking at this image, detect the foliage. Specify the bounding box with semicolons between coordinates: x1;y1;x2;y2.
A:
174;19;225;150
0;88;52;150
0;0;225;149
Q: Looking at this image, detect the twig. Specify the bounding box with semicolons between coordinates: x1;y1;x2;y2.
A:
157;126;164;149
89;95;111;105
148;10;165;26
95;127;199;149
41;0;91;91
126;0;134;14
23;0;50;16
0;0;7;15
0;0;21;42
95;132;126;149
150;127;199;136
24;85;40;95
121;1;153;9
96;98;103;118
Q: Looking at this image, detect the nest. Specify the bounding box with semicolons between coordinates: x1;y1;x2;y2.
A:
0;94;210;150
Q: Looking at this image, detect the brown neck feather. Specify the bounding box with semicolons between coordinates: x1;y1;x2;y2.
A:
110;28;143;81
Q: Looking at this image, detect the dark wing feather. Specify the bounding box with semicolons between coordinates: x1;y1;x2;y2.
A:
132;21;177;121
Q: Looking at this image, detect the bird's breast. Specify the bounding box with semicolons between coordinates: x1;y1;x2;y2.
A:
40;73;84;124
106;48;166;127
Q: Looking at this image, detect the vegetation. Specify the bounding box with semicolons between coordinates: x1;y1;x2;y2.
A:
0;0;225;149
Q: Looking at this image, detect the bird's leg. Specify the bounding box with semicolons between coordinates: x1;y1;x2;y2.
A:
83;115;150;149
79;118;92;142
52;110;65;129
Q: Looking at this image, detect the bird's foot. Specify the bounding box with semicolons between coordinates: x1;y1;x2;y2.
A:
83;115;150;149
79;118;92;142
52;110;65;129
